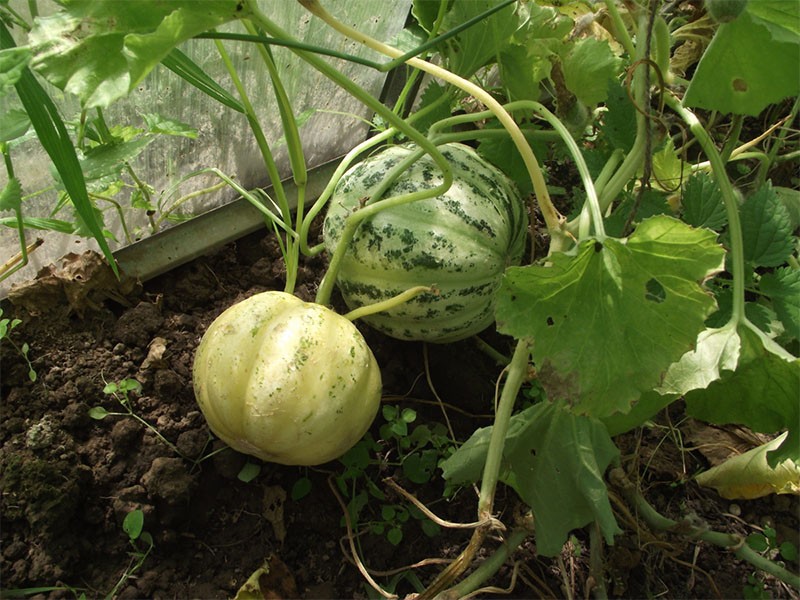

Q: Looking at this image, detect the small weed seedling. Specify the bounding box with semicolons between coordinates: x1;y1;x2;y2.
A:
90;377;230;472
330;405;454;548
89;378;184;454
0;308;36;382
746;525;799;563
105;509;154;599
3;510;157;600
744;526;799;598
379;405;455;486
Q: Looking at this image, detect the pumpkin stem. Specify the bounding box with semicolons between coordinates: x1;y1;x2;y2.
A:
342;286;435;322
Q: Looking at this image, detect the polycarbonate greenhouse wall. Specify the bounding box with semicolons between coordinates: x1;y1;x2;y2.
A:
0;1;412;298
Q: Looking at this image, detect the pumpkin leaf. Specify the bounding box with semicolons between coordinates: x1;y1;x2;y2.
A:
496;216;725;418
656;321;740;396
561;38;620;106
684;324;800;466
441;402;621;556
683;7;800;116
29;0;250;108
440;0;519;78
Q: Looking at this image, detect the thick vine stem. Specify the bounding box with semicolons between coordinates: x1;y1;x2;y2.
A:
418;524;491;600
299;89;456;256
297;0;569;252
298;127;396;255
436;525;532;600
477;340;531;518
418;339;532;600
663;94;747;325
609;468;800;590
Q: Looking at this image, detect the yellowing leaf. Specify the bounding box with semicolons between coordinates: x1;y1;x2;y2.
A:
695;432;800;499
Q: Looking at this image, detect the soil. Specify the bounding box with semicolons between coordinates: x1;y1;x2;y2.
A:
1;223;798;600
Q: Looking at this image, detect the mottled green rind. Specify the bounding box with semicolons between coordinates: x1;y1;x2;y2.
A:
323;143;528;343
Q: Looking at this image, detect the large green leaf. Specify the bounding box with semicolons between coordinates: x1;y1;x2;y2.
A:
601;389;677;437
498;2;572;103
561;38;620;106
29;1;249;108
683;8;800;116
657;321;740;396
504;402;621;556
440;0;519;77
496;216;725;417
684;324;799;465
411;0;444;33
441;402;621;556
747;0;800;43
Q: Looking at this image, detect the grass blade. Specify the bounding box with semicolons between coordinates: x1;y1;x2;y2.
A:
161;48;245;113
0;22;118;275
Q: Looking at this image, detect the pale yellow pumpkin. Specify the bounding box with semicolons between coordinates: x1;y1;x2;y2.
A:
193;291;381;465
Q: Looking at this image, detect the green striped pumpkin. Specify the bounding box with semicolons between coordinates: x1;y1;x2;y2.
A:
323;142;528;343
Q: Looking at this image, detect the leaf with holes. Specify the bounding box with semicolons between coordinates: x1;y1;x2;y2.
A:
683;6;800;116
496;216;725;417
